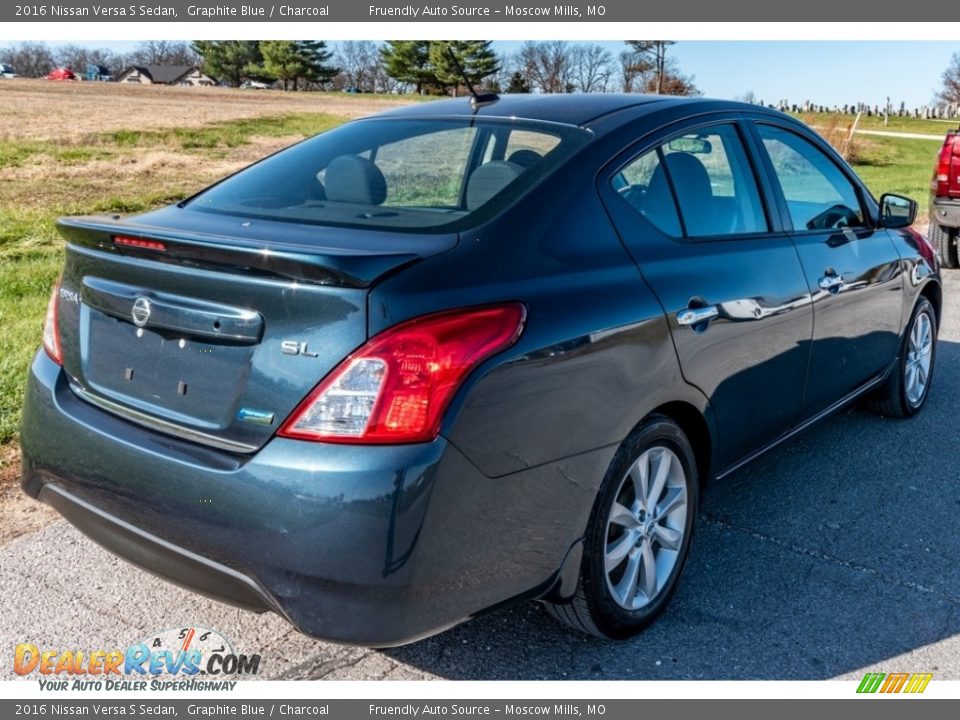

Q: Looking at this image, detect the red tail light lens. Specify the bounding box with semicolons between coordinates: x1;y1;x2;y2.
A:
933;133;959;198
42;280;63;365
113;235;166;252
278;303;526;444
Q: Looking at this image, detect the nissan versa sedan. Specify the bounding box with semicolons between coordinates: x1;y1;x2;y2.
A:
21;94;940;645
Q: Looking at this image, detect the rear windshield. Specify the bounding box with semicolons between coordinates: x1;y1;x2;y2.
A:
186;116;591;232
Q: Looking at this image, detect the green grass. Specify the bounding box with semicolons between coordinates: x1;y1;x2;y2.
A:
0;111;349;444
105;114;344;152
794;111;959;137
851;136;939;213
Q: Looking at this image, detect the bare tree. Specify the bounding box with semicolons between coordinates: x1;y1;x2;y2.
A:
55;45;126;76
619;46;698;97
571;44;612;93
128;41;198;66
656;63;699;96
619;50;643;93
938;52;960;105
624;41;676;94
518;41;574;93
371;62;402;93
336;40;379;92
0;42;55;77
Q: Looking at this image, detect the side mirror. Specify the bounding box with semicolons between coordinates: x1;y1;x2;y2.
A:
879;193;917;229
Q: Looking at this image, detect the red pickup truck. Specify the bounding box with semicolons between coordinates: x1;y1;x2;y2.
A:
931;128;960;267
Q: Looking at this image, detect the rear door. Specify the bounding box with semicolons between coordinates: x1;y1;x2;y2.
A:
601;119;813;470
750;122;903;417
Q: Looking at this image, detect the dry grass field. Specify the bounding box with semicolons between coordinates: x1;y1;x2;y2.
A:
0;79;414;140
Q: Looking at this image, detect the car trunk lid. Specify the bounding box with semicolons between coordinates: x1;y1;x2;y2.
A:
55;209;456;453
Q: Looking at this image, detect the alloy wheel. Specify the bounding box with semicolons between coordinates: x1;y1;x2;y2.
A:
604;446;688;611
905;310;933;406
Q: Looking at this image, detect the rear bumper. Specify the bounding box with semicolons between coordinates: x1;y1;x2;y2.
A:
931;198;960;229
21;351;606;646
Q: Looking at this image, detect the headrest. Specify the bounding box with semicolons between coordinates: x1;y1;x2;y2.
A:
466;160;524;210
507;149;543;168
663;153;712;200
323;155;387;205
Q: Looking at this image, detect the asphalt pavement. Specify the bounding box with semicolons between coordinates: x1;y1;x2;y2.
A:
3;271;960;681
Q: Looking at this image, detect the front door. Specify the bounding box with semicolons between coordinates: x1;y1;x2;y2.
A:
752;123;903;417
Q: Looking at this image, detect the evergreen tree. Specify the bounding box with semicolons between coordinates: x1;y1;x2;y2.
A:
191;41;262;87
296;40;338;86
380;41;433;94
428;41;500;96
506;71;532;94
260;40;337;90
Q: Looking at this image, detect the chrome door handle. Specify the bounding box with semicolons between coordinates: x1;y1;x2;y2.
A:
677;306;719;327
819;273;845;292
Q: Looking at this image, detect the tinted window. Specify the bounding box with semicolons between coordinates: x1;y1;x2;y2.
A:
614;124;767;238
614;149;683;236
189;118;590;233
757;125;865;231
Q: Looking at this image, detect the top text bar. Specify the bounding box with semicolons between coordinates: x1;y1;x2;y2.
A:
1;0;943;23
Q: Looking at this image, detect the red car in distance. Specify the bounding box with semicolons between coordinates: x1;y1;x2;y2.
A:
46;68;77;81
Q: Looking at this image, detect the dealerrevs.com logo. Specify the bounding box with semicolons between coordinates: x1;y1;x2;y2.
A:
14;626;261;691
856;672;933;694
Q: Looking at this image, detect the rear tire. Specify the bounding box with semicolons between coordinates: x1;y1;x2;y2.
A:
867;296;937;419
545;416;698;639
930;222;958;269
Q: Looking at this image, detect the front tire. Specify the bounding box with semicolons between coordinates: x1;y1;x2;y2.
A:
545;416;698;639
868;296;937;418
930;223;958;269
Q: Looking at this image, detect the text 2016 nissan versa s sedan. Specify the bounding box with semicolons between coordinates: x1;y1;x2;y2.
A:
21;95;940;645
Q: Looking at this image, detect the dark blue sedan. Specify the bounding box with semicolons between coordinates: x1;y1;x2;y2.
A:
21;94;939;645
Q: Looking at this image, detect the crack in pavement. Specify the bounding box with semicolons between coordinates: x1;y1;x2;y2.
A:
700;512;960;606
277;649;378;680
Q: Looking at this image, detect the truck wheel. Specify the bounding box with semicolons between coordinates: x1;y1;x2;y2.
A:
930;223;958;269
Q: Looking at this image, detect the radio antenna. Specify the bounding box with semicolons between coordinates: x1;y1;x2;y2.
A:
445;45;499;112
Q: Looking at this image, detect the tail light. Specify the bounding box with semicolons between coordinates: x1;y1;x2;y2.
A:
932;132;960;198
42;280;62;365
113;235;167;252
279;303;526;444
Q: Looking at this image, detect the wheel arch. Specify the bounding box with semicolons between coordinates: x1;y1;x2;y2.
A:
919;279;942;329
646;401;714;488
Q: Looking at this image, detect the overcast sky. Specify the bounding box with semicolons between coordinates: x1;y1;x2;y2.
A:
6;40;956;108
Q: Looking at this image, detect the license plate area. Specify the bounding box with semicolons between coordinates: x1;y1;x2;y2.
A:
80;308;253;428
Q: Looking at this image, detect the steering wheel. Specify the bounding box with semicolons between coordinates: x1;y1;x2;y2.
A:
806;204;858;231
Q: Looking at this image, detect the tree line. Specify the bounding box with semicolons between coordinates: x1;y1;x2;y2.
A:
0;39;700;96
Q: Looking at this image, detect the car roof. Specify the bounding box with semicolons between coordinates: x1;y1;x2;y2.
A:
372;93;769;129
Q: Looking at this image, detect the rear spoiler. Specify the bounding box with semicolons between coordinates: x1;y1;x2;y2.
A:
57;216;449;288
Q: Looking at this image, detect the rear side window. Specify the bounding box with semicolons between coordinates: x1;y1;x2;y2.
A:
757;125;865;231
189;118;591;233
613;124;768;238
614;150;682;236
